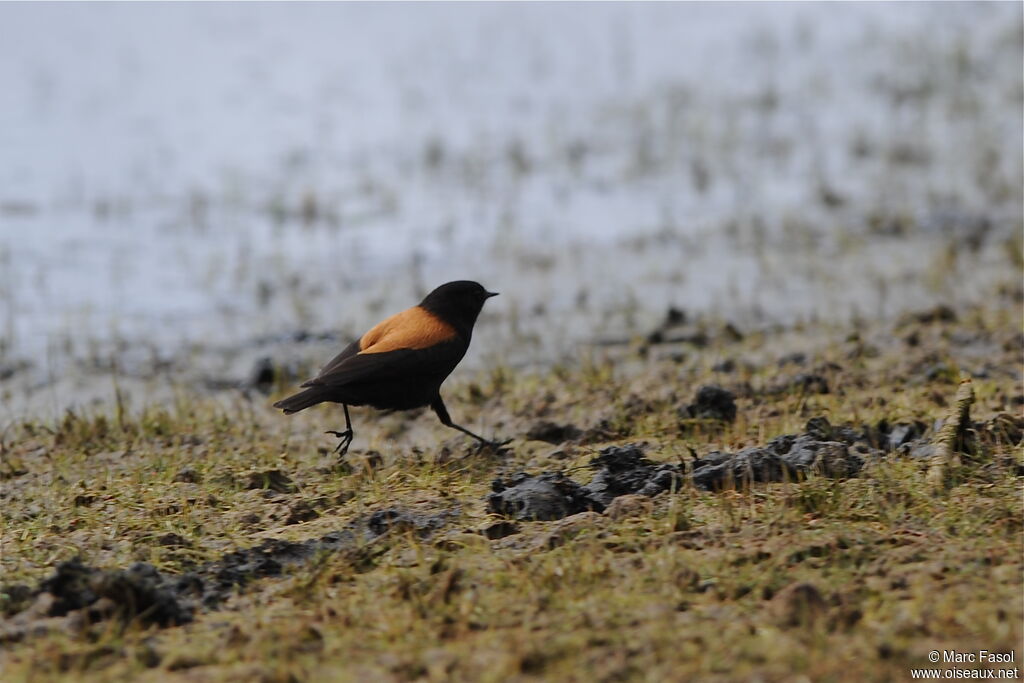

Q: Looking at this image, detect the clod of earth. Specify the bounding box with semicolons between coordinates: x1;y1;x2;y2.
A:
692;416;882;490
366;507;455;537
488;444;684;521
0;506;456;642
480;521;521;540
898;304;958;326
525;421;584;444
692;433;864;490
246;357;278;393
583;444;684;505
489;417;903;521
1;559;194;637
681;385;737;422
984;413;1024;446
488;472;600;521
172;466;201;484
604;493;654;520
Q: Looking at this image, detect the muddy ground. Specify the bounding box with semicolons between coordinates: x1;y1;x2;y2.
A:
1;299;1021;681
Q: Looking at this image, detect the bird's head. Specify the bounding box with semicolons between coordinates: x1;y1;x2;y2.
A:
419;281;498;333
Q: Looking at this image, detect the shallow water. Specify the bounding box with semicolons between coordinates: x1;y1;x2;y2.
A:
0;3;1021;417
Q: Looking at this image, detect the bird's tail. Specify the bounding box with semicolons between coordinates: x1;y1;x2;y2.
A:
273;387;329;414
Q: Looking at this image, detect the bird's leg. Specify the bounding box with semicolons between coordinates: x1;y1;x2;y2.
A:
430;396;511;451
325;404;354;459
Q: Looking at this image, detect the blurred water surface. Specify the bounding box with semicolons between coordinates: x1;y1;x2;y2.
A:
0;3;1021;401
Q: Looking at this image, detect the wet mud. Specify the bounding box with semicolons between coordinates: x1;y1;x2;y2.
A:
489;413;1024;522
0;506;455;643
488;444;683;521
3;399;1019;643
691;431;864;490
525;422;585;444
583;445;685;505
487;472;600;521
681;385;738;422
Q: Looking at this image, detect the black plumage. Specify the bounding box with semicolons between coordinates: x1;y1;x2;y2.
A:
273;281;504;456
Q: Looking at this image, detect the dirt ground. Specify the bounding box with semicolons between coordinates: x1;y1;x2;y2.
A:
2;299;1021;682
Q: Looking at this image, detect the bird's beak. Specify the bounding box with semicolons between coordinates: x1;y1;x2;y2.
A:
486;291;499;298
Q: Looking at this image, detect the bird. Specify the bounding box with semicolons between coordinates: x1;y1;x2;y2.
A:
273;280;507;457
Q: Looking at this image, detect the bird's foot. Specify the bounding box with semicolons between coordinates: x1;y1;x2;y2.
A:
474;437;512;454
325;429;354;459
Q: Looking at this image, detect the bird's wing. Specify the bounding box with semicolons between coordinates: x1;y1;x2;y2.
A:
301;339;361;386
302;305;460;388
303;340;467;388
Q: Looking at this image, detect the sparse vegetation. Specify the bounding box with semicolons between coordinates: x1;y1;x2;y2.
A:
2;305;1020;681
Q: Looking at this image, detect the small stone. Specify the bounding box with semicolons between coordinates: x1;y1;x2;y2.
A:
537;511;603;550
604;494;653;520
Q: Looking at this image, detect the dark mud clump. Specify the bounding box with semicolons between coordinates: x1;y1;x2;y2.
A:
182;506;454;609
526;421;584;444
88;563;192;626
894;411;1024;461
692;417;868;490
583;444;684;506
490;418;889;521
2;558;193;637
366;507;455;537
488;444;684;520
50;560;187;625
481;521;521;540
681;385;737;422
692;435;862;490
1;506;455;642
488;472;600;521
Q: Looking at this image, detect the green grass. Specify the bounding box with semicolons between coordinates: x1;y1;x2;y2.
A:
1;308;1021;682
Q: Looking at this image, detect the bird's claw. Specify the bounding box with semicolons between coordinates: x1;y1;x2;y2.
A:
476;437;512;454
325;430;354;458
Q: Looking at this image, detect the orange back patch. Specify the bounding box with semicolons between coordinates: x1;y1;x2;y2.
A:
358;306;456;354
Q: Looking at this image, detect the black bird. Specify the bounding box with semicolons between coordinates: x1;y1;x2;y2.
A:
273;281;506;456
